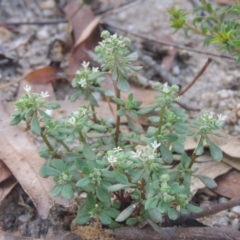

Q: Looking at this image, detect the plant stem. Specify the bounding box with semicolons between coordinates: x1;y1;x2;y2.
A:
78;130;86;143
40;132;54;152
157;106;165;136
57;140;71;152
188;136;204;169
113;84;121;146
91;104;98;124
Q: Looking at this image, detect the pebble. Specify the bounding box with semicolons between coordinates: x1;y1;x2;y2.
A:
18;214;30;222
117;12;127;22
218;90;230;99
231;218;239;230
40;0;56;10
219;197;228;204
36;28;49;40
231;206;240;215
172;65;180;75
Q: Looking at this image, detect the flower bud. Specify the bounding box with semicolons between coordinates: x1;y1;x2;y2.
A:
101;30;110;39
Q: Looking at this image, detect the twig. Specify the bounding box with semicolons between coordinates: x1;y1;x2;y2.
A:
0;76;25;90
191;198;240;219
178;58;212;96
0;19;68;26
102;22;236;61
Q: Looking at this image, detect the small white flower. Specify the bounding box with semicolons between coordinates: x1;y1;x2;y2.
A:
79;107;87;116
81;61;90;70
78;78;87;88
162;83;170;93
76;70;81;75
92;67;99;73
217;114;227;122
151;141;161;150
107;155;117;164
148;154;155;160
41;91;49;98
132;149;142;158
23;85;31;92
68;116;76;125
45;109;52;116
112;34;117;38
114;146;122;153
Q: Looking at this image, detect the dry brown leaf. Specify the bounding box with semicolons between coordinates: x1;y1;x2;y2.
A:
0;177;18;203
190;156;231;195
25;66;60;84
213;170;240;199
0;103;69;219
220;142;240;159
214;0;235;5
0;160;12;183
64;1;101;76
159;35;178;71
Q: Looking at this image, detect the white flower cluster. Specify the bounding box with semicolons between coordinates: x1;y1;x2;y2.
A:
23;85;49;98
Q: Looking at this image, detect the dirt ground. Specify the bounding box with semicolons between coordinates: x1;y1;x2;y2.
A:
0;0;240;239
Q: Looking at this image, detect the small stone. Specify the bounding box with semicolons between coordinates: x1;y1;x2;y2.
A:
218;90;229;99
79;192;87;198
117;12;127;21
172;65;180;75
40;0;55;10
36;28;49;40
228;212;236;218
219;197;228;204
19;214;30;222
231;218;239;230
231;206;240;215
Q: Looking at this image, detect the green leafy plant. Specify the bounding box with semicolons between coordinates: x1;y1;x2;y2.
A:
10;30;226;230
168;0;240;61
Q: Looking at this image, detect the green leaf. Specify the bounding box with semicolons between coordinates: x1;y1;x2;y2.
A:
99;212;112;225
172;142;184;154
145;197;159;210
51;184;62;197
117;108;127;117
61;183;74;199
148;208;162;222
196;175;217;189
165;134;178;142
75;212;91;224
43;102;60;110
10;115;23;125
208;140;223;162
126;114;144;134
117;76;130;92
145;183;155;199
31;112;41;135
158;200;170;213
112;97;125;106
132;169;144;183
126;218;138;225
102;208;120;218
180;153;191;167
39;166;60;177
76;177;91;188
146;219;162;233
114;169;129;184
70;91;81;102
83;144;96;161
195;137;204;156
115;203;137;222
168;208;178;220
51;159;66;171
96;186;110;203
160;144;173;164
126;52;138;61
91;124;107;132
108;183;136;192
186;204;202;213
138;106;156;115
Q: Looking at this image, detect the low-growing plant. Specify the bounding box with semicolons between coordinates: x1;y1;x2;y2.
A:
10;30;226;230
168;0;240;61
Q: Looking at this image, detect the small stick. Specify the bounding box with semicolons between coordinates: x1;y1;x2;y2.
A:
178;58;212;96
0;76;25;90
